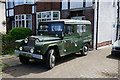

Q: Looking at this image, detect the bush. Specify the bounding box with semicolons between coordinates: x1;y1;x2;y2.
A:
9;27;32;40
2;27;32;55
2;34;15;55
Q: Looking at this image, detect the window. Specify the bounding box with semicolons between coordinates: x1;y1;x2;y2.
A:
62;0;68;10
32;6;36;13
37;11;60;22
85;0;93;7
6;10;9;17
70;0;84;9
77;25;86;33
15;0;35;6
15;14;32;29
7;0;14;8
12;20;15;28
36;11;60;33
9;9;14;16
65;25;74;34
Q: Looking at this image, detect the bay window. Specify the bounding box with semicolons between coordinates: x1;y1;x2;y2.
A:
37;11;60;22
15;14;32;29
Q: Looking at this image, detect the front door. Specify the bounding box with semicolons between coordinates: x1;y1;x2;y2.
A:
63;24;75;55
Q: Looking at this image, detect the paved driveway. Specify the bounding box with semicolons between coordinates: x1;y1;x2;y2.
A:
2;46;119;78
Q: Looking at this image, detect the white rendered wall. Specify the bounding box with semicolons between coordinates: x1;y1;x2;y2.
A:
94;0;117;48
0;3;6;34
93;0;98;48
98;0;117;44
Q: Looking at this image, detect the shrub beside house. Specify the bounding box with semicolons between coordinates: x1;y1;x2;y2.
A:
2;27;32;55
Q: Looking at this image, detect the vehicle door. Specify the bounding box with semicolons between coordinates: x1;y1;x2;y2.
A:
72;24;83;52
62;24;75;55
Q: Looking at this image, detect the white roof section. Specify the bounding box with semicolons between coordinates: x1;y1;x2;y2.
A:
46;19;91;24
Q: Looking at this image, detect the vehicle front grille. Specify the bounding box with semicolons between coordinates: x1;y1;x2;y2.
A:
23;46;33;52
27;38;35;46
33;50;40;55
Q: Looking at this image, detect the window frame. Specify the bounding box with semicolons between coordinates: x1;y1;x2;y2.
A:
64;24;75;36
76;24;87;34
15;14;32;29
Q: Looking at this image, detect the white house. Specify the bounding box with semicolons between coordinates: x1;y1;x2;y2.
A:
0;1;6;34
94;0;117;49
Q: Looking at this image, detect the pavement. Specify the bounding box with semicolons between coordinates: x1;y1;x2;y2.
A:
1;46;119;78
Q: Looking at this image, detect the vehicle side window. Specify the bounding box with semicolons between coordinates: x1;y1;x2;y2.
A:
65;25;74;34
77;25;86;33
39;24;49;31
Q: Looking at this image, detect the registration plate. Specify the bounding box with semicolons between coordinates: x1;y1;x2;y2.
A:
21;53;32;57
32;54;41;59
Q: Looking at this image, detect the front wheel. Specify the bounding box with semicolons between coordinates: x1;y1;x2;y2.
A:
81;44;89;56
46;49;56;69
19;55;29;64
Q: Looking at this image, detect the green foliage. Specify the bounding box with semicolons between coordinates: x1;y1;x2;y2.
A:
9;27;32;40
2;27;32;55
2;34;15;55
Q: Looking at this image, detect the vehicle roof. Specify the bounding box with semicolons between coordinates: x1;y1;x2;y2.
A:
42;19;91;25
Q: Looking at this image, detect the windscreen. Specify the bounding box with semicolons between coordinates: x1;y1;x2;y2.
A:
38;22;64;37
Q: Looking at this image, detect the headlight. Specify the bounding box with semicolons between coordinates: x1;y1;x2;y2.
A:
35;39;39;43
37;50;41;53
19;47;23;51
30;49;34;53
24;38;28;43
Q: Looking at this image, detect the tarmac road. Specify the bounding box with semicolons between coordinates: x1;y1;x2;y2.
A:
2;46;119;78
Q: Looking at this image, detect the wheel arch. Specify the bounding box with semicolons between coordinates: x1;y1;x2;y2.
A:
45;44;60;58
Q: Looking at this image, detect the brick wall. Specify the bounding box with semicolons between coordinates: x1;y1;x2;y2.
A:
97;41;112;47
14;4;32;15
32;14;36;35
6;17;14;32
36;2;60;12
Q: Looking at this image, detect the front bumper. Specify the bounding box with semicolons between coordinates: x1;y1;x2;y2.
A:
111;49;120;54
14;50;43;60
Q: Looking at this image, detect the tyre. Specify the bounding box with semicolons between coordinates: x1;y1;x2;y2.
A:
19;55;29;64
46;49;56;69
81;44;89;56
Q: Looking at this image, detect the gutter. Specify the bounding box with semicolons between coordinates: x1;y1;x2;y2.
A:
116;0;120;40
96;0;99;50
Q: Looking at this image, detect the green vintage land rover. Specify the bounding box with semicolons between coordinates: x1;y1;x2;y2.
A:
15;19;92;69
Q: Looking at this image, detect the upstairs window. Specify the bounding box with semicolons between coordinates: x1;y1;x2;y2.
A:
15;0;35;6
6;0;14;9
85;0;93;7
70;0;84;9
62;0;68;10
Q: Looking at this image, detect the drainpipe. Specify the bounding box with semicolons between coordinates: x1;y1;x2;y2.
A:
116;0;120;40
96;0;99;50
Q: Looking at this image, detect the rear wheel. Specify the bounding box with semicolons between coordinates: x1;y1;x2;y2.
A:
81;44;89;56
46;49;56;69
19;55;29;64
